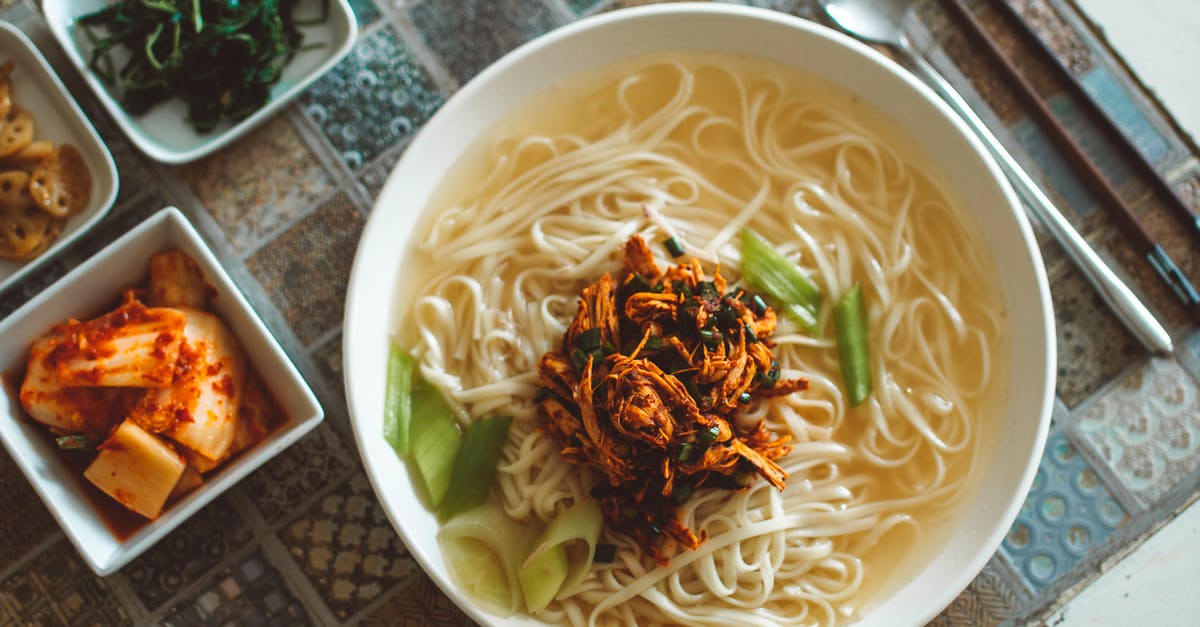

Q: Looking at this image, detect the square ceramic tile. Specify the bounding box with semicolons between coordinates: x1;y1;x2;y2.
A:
359;145;404;201
358;573;472;626
0;540;129;625
246;193;366;345
348;0;382;26
1078;66;1171;165
927;554;1030;627
1072;357;1200;509
303;27;444;171
176;115;335;254
278;472;417;620
239;424;357;528
159;553;312;626
408;0;560;85
121;496;253;610
1050;263;1144;407
1000;431;1128;592
0;452;59;571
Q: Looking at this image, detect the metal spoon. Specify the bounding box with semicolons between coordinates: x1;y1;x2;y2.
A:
817;0;1174;354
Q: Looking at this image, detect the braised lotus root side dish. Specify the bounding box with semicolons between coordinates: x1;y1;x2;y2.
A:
18;250;277;520
538;235;802;563
0;59;93;261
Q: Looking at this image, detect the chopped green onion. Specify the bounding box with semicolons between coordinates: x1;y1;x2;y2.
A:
740;228;821;333
643;335;663;351
383;342;414;455
662;237;685;258
672;482;694;504
750;294;767;316
699;327;722;349
834;283;873;407
55;434;95;452
574;328;602;351
697;424;721;444
738;392;752;404
715;304;739;328
626;273;653;294
439;416;514;521
676;441;696;463
743;322;759;343
569;349;589;371
756;360;780;387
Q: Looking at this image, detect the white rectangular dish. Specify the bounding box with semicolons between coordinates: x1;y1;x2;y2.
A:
0;207;324;575
0;21;118;295
41;0;357;164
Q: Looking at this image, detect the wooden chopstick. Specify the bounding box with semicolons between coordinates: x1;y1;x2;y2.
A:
938;0;1200;309
986;0;1200;241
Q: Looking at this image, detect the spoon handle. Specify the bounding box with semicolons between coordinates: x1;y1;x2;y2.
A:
903;48;1173;355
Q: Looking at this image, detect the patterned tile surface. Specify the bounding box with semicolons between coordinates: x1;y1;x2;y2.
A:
1;0;1197;625
123;497;254;610
1074;358;1200;509
245;193;366;346
279;473;417;620
0;449;59;571
0;540;129;625
408;0;561;85
160;553;312;627
1001;431;1128;592
239;424;358;528
303;27;445;171
176;115;335;254
1050;262;1144;407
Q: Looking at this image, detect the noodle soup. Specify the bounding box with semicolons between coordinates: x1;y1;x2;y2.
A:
390;51;1007;626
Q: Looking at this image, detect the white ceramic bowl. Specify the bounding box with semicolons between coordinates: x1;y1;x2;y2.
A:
42;0;356;164
0;21;118;295
344;4;1054;625
0;207;324;575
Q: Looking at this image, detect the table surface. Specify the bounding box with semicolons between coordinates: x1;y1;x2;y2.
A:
1;0;1197;625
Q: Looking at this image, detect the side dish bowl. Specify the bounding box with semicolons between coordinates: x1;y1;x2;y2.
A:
343;4;1054;625
41;0;356;164
0;21;118;295
0;207;324;575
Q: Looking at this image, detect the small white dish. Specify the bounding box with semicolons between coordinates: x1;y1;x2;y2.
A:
42;0;357;164
0;21;118;295
0;207;324;576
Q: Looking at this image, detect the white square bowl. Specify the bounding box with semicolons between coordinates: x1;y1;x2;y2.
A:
41;0;357;164
0;21;118;295
0;207;324;575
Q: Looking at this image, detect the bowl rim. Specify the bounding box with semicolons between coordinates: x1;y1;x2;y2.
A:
39;0;358;164
0;20;119;296
0;206;325;575
344;3;1055;625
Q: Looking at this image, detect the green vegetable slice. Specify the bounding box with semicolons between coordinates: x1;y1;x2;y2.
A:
408;383;462;508
834;283;873;407
438;504;531;617
740;228;821;333
383;342;414;456
439;415;514;521
518;500;603;612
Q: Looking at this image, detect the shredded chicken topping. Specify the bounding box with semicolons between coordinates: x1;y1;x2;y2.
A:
537;235;804;564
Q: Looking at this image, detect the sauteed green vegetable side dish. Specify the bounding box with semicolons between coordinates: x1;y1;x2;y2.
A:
76;0;325;133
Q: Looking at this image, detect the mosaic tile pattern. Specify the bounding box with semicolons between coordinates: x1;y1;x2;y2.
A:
123;497;254;610
279;472;417;620
0;448;59;571
239;424;358;527
176;115;335;254
1001;431;1128;592
160;553;312;627
245;193;366;346
1049;262;1145;407
1074;358;1200;509
408;0;561;85
1;0;1197;625
0;540;128;625
303;27;445;171
927;555;1028;626
359;573;472;626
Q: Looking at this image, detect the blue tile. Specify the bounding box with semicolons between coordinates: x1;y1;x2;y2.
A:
718;0;820;19
347;0;381;26
1000;431;1128;592
409;0;560;85
1009;118;1100;219
1080;67;1171;165
303;27;445;170
1046;93;1140;196
566;0;606;14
